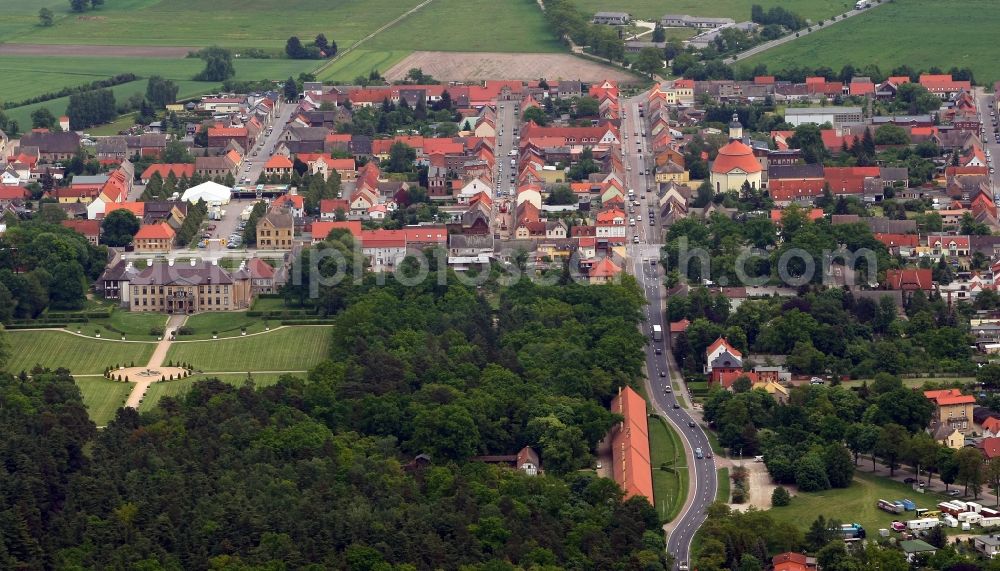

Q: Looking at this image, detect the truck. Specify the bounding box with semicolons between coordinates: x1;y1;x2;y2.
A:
855;0;869;9
652;325;663;342
878;499;904;514
838;523;866;539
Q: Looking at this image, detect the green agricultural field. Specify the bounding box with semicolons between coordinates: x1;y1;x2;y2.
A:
650;415;689;522
0;0;66;43
9;0;425;49
1;57;314;125
315;49;411;83
569;0;853;23
768;471;951;534
6;330;154;375
139;373;288;411
166;326;333;372
75;378;131;426
365;0;562;53
740;0;1000;84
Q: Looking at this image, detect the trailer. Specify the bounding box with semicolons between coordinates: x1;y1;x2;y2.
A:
943;515;959;528
967;502;983;513
898;499;916;511
958;512;982;525
938;502;965;517
914;508;929;518
878;499;905;514
952;500;969;512
982;508;1000;518
980;516;1000;528
906;518;941;531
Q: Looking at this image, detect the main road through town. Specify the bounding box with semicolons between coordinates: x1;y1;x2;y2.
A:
622;94;717;569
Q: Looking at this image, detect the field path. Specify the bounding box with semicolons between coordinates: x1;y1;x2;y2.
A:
125;315;187;409
312;0;435;77
723;2;890;64
0;44;195;58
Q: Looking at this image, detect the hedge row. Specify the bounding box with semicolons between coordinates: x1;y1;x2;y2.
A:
45;310;113;319
280;319;336;326
246;310;312;318
5;323;68;330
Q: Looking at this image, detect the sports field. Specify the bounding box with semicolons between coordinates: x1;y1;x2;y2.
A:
75;378;132;426
740;0;1000;84
166;326;333;372
569;0;853;22
5;330;154;375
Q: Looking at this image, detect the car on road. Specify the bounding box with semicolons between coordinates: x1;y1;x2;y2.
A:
664;386;672;393
695;447;704;459
672;403;680;409
688;420;696;428
903;477;917;484
659;371;666;377
655;347;662;354
949;490;961;497
678;562;689;571
633;236;640;244
595;461;601;469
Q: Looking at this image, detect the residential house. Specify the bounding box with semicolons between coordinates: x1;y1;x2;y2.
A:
256;209;294;250
19;131;80;161
60;219;100;246
924;388;976;434
140;163;196;184
133;223;176;253
900;540;937;563
592;11;630;25
772;552;817;571
264;154;294;177
704;337;744;385
884;268;934;292
588;257;621;284
973;535;1000;559
360;229;407;272
246;258;276;294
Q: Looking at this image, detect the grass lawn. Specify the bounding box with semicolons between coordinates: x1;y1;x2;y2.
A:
179;311;269;339
366;0;563;53
0;0;67;43
841;377;975;389
739;0;1000;85
75;378;131;426
717;468;730;502
251;297;296;312
650;415;689;522
569;0;852;22
138;373;289;412
91;311;169;340
768;471;951;533
316;49;411;83
88;113;139;136
13;0;425;49
6;331;155;375
166;326;333;372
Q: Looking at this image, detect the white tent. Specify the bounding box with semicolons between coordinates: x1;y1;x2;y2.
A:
181;181;231;205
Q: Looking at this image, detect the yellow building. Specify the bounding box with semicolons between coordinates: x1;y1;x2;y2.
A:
257;209;294;250
710;116;762;194
127;262;253;313
655;161;689;183
924;389;976;434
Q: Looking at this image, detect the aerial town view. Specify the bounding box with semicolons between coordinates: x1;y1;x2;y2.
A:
2;0;1000;569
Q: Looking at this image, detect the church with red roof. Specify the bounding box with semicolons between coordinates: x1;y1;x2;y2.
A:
710;114;762;193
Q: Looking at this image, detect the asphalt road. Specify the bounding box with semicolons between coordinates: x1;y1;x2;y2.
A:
974;88;998;194
242;100;296;186
622;96;718;569
494;102;517;237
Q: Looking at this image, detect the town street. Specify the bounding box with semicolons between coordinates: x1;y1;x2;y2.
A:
623;95;718;567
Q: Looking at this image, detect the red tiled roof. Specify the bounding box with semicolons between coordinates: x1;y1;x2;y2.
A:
61;219;100;236
246;258;275;279
265;155;293;169
273;194;303;209
610;386;652;502
0;186;29;200
319;198;350;214
103;202;145;217
208;126;247;138
135;223;175;240
711;140;761;174
670;319;690;333
885;268;933;291
312;220;362;240
401;225;447;244
141;163;195;181
360;229;406;248
979;437;1000;460
927;235;970;249
824;166;880;195
983;417;1000;434
589;257;621;278
769;179;826;202
875;233;919;248
707;337;742;358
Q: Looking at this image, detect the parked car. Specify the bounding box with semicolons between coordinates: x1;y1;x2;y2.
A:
903;477;916;484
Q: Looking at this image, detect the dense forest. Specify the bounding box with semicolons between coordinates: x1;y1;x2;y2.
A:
0;259;668;569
